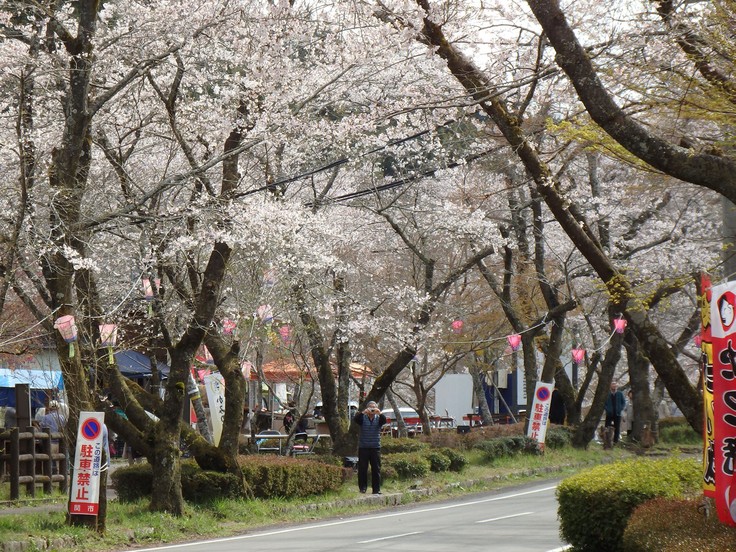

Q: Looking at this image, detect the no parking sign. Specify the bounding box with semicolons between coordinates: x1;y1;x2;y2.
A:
526;382;553;449
69;411;104;516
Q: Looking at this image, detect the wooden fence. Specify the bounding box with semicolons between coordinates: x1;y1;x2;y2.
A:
0;426;69;500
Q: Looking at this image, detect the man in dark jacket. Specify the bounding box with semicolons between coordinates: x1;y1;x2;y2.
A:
604;382;626;443
354;401;388;494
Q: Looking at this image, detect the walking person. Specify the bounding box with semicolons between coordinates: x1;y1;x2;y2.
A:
604;382;626;444
354;401;388;495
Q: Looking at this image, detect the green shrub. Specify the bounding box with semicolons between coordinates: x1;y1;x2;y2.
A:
508;435;541;454
383;453;430;479
111;462;245;503
239;455;343;499
623;498;736;551
180;461;244;502
381;437;429;454
381;464;398;481
545;427;572;449
658;424;701;445
657;416;688;430
474;435;540;462
557;457;701;552
425;450;451;472
439;447;468;472
475;438;510;461
111;463;152;502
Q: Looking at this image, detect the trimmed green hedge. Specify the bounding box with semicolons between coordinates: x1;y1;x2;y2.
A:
426;450;451;472
623;498;736;551
383;452;430;479
658;424;701;445
545;427;573;449
439;447;468;472
113;457;343;502
381;437;429;454
240;455;344;498
474;435;540;462
111;461;244;503
557;457;701;552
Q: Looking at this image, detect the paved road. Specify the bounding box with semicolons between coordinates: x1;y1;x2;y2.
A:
130;481;569;552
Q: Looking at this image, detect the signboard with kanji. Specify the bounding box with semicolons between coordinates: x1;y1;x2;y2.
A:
526;382;553;450
710;281;736;526
68;411;104;516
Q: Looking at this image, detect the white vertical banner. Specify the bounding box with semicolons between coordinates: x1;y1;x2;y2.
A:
69;411;104;516
526;382;554;449
204;372;226;446
516;368;527;408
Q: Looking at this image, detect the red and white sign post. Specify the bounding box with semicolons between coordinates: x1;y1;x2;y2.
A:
710;282;736;526
527;382;554;450
69;411;105;517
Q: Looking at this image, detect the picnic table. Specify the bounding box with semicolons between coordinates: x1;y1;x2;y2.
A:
252;432;329;456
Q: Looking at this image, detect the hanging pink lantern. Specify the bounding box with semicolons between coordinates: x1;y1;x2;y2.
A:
613;317;627;334
693;335;702;347
263;269;277;288
54;315;78;343
572;348;586;364
256;304;273;323
279;325;291;342
451;319;464;334
222;319;237;336
54;315;78;358
507;334;522;351
142;278;154;300
99;324;118;347
99;324;118;364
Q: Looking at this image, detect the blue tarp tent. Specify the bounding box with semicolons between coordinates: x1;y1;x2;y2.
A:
115;350;169;380
0;350;169;406
0;367;64;408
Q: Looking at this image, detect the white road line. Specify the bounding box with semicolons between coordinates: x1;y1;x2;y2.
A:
476;511;533;524
132;484;558;552
358;531;424;543
544;546;572;552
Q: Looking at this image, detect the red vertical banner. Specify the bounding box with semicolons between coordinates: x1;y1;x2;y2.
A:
700;274;715;497
710;281;736;525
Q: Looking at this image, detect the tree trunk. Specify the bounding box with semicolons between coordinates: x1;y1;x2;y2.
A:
623;331;656;444
471;365;494;425
572;334;624;448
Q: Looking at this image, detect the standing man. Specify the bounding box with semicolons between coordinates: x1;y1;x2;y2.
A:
354;401;388;495
604;382;626;444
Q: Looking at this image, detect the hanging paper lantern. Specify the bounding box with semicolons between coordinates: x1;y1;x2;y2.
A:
99;324;117;347
55;315;78;342
256;304;273;323
142;278;154;300
222;319;237;336
99;324;118;364
54;315;78;358
613;317;627;334
571;348;586;364
693;335;702;347
142;278;157;317
262;268;277;288
279;325;291;342
451;319;464;334
507;334;522;351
